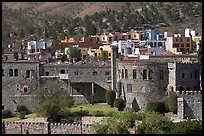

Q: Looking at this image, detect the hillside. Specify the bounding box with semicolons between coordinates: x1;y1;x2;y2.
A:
2;2;202;46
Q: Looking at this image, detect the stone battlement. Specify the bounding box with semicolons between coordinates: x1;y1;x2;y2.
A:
176;90;202;95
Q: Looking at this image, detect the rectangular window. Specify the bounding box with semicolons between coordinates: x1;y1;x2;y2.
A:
187;39;190;42
143;70;147;80
74;71;79;75
23;87;28;93
186;43;190;47
105;71;110;75
122;69;124;79
108;53;111;56
93;71;98;76
180;39;183;42
76;88;80;93
175;38;179;42
160;70;164;80
125;69;128;79
127;84;132;92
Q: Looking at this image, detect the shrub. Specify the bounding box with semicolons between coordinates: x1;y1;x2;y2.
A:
138;112;173;134
2;109;14;119
105;111;116;117
168;92;177;114
19;111;26;119
146;101;166;113
134;112;144;121
170;120;202;134
164;100;170;112
16;105;31;114
114;98;126;111
92;110;104;117
105;90;116;108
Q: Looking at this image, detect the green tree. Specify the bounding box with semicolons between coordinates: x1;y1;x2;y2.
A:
105;90;116;108
34;80;74;122
168;91;178;114
138;112;173;134
170;119;202;134
114;98;126;111
67;46;81;62
92;108;137;134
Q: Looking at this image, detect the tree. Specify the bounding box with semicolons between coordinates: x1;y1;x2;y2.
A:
92;108;137;134
34;80;74;122
67;46;81;62
114;98;126;111
105;89;116;108
138;112;173;134
170;119;202;134
167;91;178;114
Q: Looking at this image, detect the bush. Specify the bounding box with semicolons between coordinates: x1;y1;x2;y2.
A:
146;101;166;113
168;92;177;114
105;111;116;117
138;112;173;134
170;120;202;134
114;98;126;111
164;100;170;112
92;110;104;117
105;90;116;108
16;105;31;114
19;111;26;119
134;112;144;121
2;109;14;119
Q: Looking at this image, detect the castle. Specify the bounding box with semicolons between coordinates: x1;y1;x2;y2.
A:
2;46;202;120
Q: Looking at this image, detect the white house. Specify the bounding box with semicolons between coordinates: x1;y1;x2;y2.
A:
27;40;52;54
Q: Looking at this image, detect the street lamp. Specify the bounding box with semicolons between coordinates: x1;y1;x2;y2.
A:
80;106;83;134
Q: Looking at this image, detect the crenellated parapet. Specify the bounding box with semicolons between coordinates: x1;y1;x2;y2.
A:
176;90;202;96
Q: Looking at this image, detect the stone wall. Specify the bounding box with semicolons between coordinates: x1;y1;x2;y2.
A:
117;61;169;111
2;117;105;134
2;61;39;112
177;92;202;119
168;62;200;92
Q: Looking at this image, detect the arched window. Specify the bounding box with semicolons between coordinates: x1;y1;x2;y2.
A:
190;73;192;78
143;70;147;80
182;73;185;78
45;72;49;76
122;69;124;79
133;69;137;79
9;69;13;77
14;69;18;77
26;70;30;78
31;70;35;78
149;70;153;80
125;69;128;79
60;69;65;74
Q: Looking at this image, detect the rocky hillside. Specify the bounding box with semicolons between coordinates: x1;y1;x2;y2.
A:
2;2;202;46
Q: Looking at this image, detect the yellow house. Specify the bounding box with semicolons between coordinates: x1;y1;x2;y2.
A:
94;45;112;61
192;36;202;43
79;47;89;60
